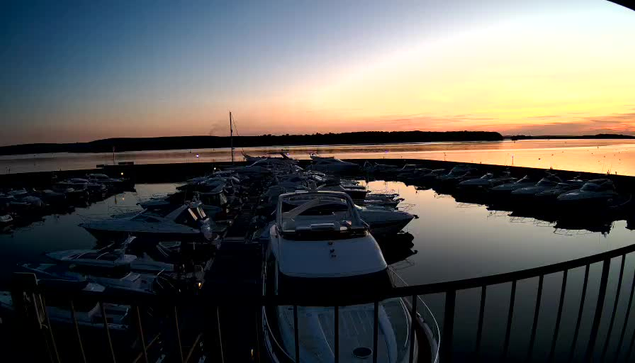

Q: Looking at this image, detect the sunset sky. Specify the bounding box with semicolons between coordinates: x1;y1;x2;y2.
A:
1;0;635;146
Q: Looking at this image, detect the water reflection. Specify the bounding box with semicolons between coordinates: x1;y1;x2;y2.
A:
5;139;635;176
0;181;633;360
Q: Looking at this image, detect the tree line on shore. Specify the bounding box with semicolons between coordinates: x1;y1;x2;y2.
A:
0;131;503;155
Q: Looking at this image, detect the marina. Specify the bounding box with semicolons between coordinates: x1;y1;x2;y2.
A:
4;1;635;362
2;154;635;362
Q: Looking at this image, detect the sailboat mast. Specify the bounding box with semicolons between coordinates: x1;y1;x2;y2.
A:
230;111;234;164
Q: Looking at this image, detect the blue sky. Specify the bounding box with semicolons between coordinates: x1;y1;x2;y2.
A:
1;1;634;145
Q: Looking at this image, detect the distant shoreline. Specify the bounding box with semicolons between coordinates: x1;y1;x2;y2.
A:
0;131;632;156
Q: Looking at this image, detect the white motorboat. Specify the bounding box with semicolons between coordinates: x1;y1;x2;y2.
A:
436;165;477;186
0;281;129;332
87;173;133;190
490;175;536;194
363;162;401;174
357;206;415;236
458;172;515;190
0;214;13;230
535;179;586;201
263;191;436;363
557;179;623;209
511;175;563;198
46;238;174;274
309;158;360;174
80;201;215;242
317;181;368;200
22;262;157;295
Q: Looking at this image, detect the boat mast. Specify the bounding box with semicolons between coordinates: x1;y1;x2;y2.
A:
229;111;234;165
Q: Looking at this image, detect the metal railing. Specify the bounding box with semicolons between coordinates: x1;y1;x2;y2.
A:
8;241;635;362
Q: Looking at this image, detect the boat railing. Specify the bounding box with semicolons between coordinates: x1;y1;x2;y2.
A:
9;239;635;362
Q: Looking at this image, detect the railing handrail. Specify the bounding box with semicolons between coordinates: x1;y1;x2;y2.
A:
28;241;635;307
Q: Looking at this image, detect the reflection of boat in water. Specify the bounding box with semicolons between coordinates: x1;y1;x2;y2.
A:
376;233;418;265
554;217;614;235
263;191;438;363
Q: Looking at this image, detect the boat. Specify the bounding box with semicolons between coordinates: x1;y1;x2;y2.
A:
357;206;416;236
0;214;13;230
262;190;437;363
80;201;217;242
534;179;586;201
489;175;536;194
45;238;175;274
309;158;360;174
87;173;134;191
52;180;90;204
309;154;335;161
363;161;401;175
317;180;368;200
21;262;157;295
415;169;447;186
510;175;563;198
35;189;69;209
457;172;515;190
557;179;625;210
437;165;478;186
66;178;108;199
0;281;129;332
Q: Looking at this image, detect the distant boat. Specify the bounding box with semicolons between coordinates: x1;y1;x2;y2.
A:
309;157;360;174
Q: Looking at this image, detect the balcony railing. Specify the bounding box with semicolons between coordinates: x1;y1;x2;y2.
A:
6;240;635;362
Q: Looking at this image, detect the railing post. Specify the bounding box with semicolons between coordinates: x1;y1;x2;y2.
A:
441;290;456;362
373;300;380;363
409;295;417;363
100;301;117;363
216;306;225;363
474;285;487;359
175;306;184;363
527;275;544;362
135;306;148;363
334;305;340;363
568;265;590;363
547;270;568;362
584;258;611;362
40;296;61;363
70;300;87;363
613;265;635;363
293;305;300;362
502;280;517;360
10;272;57;363
601;254;626;362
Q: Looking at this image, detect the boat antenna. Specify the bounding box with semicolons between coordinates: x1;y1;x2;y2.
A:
229;111;234;165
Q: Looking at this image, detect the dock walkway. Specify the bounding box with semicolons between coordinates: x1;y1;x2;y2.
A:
202;199;264;362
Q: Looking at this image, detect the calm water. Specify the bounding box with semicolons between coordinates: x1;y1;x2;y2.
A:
1;181;634;361
4;139;635;176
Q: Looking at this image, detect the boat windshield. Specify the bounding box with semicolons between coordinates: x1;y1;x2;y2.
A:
537;178;558;187
76;251;124;261
68;264;132;279
277;269;393;298
581;181;613;192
